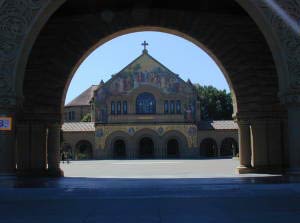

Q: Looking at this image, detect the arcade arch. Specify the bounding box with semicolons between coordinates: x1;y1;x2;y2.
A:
113;140;127;159
75;140;93;160
200;138;218;158
221;138;239;157
139;137;155;159
166;139;180;159
0;0;298;176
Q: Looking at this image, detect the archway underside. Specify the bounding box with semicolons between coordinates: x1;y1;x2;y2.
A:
13;0;290;176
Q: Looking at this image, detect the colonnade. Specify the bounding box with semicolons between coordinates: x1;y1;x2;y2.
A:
236;112;290;173
0;116;63;176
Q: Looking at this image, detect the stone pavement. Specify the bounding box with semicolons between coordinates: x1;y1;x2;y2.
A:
60;159;275;178
0;159;300;223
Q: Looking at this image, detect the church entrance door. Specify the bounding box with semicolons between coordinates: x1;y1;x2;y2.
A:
167;139;180;158
113;140;126;159
139;137;154;159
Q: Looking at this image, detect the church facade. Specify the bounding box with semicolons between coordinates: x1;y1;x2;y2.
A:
62;47;239;160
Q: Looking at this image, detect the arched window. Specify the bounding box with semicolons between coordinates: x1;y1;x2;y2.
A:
164;100;169;114
117;101;121;114
136;92;156;114
176;100;181;114
123;101;127;114
111;101;115;114
170;100;175;114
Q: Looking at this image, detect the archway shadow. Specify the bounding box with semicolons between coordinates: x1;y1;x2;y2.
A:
1;175;300;190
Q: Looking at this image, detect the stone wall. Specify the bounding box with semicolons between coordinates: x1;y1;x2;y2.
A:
64;106;90;122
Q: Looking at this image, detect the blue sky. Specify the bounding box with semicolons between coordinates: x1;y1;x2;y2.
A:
65;31;229;104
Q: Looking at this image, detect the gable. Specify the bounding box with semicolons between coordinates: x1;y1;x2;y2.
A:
101;52;194;96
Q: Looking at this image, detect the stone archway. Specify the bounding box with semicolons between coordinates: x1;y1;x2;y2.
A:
221;138;238;157
167;139;180;159
139;137;155;159
200;138;218;158
105;131;131;159
134;128;160;159
113;139;127;159
162;130;189;158
1;1;299;176
75;140;93;160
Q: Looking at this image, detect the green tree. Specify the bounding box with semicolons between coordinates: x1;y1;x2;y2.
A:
195;84;233;120
81;113;91;122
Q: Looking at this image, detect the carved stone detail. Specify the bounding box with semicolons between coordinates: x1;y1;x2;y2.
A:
0;66;13;93
0;0;50;107
259;0;300;89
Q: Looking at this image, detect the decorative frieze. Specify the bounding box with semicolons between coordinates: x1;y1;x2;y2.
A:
259;0;300;89
0;0;49;106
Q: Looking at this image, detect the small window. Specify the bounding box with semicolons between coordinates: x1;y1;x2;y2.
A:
170;100;175;114
164;100;169;114
176;100;181;114
117;101;121;114
123;101;128;114
68;111;75;121
111;101;115;114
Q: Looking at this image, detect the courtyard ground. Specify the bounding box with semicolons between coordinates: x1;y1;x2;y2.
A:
1;159;300;223
61;158;275;178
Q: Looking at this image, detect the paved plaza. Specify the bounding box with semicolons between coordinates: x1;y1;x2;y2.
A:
1;159;300;223
61;158;274;178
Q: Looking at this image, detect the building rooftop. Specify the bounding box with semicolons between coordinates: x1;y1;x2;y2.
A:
61;120;237;132
198;120;238;130
65;85;98;107
62;122;95;132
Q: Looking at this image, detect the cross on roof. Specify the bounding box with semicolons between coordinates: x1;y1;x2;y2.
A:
141;41;149;50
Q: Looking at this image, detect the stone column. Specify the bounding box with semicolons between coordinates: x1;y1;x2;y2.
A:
0;113;16;175
30;123;47;175
47;123;63;176
217;143;221;157
267;119;283;169
250;119;269;171
16;122;30;172
287;106;300;173
236;120;252;173
156;141;164;159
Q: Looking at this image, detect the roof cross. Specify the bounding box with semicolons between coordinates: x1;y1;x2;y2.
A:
141;40;149;50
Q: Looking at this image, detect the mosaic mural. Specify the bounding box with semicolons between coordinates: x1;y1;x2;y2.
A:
93;52;197;123
95;53;193;97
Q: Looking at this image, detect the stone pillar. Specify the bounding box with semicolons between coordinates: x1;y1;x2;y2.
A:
30;123;47;175
0;113;16;175
217;144;221;157
267;119;283;169
16;123;30;172
236;120;252;173
287;106;300;173
47;123;63;176
250;119;269;171
16;121;48;176
156;142;164;159
163;144;168;159
127;140;135;159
